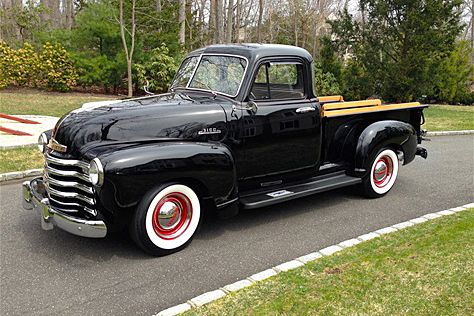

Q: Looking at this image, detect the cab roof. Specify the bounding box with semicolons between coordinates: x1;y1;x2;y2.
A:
187;44;314;63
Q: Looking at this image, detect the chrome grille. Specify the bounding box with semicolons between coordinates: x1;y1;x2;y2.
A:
44;153;97;217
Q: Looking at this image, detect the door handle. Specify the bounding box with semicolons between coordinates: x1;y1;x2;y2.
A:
296;107;315;114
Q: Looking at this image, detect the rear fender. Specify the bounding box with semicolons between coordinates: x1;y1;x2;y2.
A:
353;120;417;177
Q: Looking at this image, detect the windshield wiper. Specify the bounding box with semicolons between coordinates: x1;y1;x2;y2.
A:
192;80;218;98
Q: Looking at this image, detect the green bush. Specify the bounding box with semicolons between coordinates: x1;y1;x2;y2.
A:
0;41;77;91
314;61;341;96
135;44;178;93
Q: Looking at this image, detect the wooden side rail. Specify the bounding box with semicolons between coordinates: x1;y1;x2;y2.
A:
318;95;344;102
322;102;422;118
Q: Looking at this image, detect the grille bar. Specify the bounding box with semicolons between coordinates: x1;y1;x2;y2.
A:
46;155;89;171
44;153;97;218
45;175;94;194
46;163;91;183
48;186;95;206
49;196;97;217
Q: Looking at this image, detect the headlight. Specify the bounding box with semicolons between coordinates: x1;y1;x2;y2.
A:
89;158;104;186
38;133;48;153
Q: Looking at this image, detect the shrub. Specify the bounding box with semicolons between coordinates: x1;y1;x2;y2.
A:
0;41;77;91
314;61;341;96
135;43;178;93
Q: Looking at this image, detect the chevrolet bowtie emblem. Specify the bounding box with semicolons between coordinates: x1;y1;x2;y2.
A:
48;138;67;152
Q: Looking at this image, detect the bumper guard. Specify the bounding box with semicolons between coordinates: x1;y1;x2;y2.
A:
22;177;107;238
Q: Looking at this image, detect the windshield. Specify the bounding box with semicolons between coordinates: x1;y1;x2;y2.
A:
170;55;248;97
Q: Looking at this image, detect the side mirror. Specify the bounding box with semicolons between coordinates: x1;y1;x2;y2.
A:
246;101;258;114
143;80;154;95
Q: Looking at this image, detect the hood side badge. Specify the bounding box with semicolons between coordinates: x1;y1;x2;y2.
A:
198;128;222;135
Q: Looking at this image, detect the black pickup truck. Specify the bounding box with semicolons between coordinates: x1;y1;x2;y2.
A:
23;44;428;255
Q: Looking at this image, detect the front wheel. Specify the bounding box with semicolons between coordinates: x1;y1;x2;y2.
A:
130;184;201;256
361;148;399;198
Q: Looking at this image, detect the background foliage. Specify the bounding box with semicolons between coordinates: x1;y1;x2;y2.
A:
0;0;472;103
0;41;78;91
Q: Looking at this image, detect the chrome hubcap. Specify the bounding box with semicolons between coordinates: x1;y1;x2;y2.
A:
158;201;181;230
152;192;193;239
374;160;388;182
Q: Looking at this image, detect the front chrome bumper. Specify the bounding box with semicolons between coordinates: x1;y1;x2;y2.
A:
22;177;107;238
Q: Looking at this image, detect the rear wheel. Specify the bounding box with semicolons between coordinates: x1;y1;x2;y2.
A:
130;184;201;256
361;148;399;198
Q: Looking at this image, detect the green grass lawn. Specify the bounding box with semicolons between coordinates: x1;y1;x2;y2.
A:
0;90;118;117
0;147;44;173
423;105;474;132
184;209;474;315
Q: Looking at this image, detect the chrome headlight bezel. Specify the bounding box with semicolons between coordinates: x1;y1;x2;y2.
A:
38;133;48;153
89;158;104;187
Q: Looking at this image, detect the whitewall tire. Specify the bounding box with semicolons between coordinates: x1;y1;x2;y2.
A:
130;184;201;256
362;148;399;198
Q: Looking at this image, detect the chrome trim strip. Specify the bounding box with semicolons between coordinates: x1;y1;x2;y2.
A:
45;175;93;194
48;186;95;206
22;179;106;238
185;53;250;98
216;197;239;208
45;163;91;183
46;155;89;171
186;54;203;89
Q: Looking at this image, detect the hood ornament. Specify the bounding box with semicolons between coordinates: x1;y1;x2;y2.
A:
48;138;67;152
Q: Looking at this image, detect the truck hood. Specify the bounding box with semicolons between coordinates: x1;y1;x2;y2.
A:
52;93;229;155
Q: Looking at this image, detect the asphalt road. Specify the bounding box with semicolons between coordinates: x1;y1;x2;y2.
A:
1;135;473;316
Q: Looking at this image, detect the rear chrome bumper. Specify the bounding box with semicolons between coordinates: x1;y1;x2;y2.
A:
22;177;107;238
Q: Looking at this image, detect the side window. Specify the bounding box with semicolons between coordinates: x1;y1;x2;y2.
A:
250;62;305;100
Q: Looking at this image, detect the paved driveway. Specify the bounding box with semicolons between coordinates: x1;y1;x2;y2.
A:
1;135;472;315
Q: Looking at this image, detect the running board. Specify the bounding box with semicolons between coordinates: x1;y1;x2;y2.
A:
240;171;361;209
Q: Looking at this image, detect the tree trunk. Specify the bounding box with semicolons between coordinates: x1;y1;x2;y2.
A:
179;0;186;44
471;0;473;65
120;0;136;97
226;0;233;43
257;0;263;42
215;0;222;43
234;0;241;42
294;1;298;46
210;0;216;44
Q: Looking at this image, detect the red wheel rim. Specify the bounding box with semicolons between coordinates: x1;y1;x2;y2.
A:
373;155;393;188
152;192;193;240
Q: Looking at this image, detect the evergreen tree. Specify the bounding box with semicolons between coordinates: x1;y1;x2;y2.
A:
328;0;464;102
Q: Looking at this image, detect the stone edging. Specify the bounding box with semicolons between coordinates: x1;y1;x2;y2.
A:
426;130;474;136
0;143;37;150
0;169;42;182
155;203;474;316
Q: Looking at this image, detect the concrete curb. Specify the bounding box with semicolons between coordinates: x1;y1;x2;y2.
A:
0;169;42;182
0;143;38;150
155;203;474;316
426;130;474;136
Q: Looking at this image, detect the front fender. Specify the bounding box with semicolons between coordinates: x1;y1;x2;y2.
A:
93;142;237;227
354;120;417;176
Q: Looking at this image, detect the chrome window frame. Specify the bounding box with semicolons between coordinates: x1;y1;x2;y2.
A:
182;53;250;98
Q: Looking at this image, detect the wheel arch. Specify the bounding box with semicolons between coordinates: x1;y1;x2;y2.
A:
353;120;417;177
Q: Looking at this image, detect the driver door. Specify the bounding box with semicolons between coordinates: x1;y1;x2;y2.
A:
239;60;321;186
